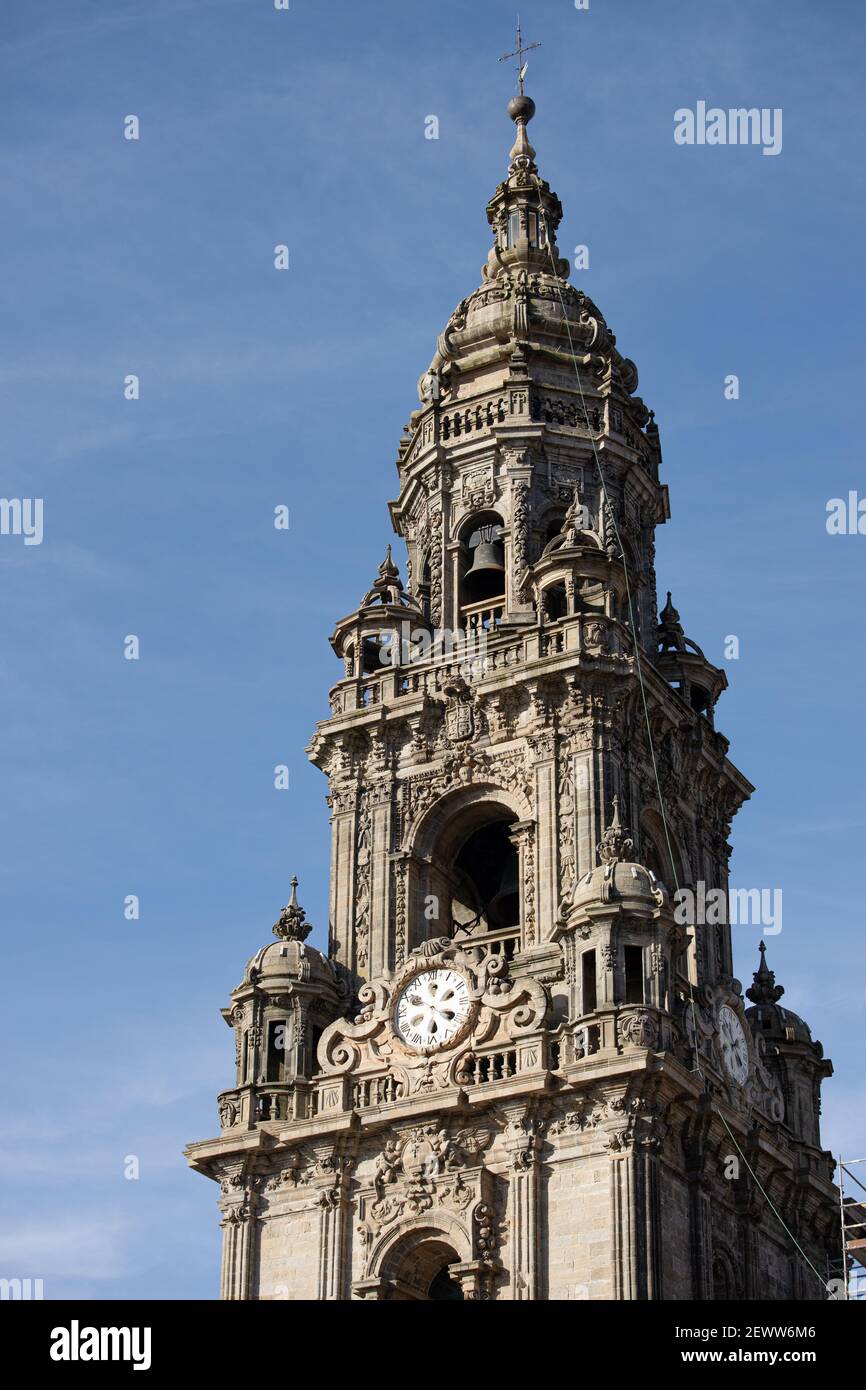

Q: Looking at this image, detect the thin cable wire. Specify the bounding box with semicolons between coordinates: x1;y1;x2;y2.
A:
715;1110;827;1289
531;175;703;1083
530;173;831;1291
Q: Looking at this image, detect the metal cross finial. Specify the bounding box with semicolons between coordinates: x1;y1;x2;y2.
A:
499;16;540;96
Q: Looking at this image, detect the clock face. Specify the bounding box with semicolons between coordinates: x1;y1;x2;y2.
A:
394;969;472;1053
718;1005;750;1086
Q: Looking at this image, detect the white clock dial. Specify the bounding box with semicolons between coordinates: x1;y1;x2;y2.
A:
718;1004;750;1086
394;969;472;1053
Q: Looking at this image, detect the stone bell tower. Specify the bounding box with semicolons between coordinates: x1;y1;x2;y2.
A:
186;86;839;1301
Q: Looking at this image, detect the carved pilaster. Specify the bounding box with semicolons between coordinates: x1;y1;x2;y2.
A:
218;1181;261;1301
511;819;537;949
608;1101;665;1300
530;736;558;941
504;1103;545;1300
683;1099;714;1300
313;1148;356;1302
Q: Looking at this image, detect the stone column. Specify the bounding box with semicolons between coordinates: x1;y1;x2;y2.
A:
219;1193;259;1300
511;819;538;950
529;731;557;941
367;782;394;979
505;463;535;622
423;475;448;629
328;785;358;968
504;1105;545;1300
610;1137;663;1300
684;1106;714;1299
572;724;599;880
610;1151;636;1299
639;1145;663;1299
390;854;409;970
736;1188;761;1300
313;1152;355;1302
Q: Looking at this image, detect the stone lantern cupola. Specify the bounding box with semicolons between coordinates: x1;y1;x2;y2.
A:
482;93;570;285
215;878;346;1132
521;486;631;629
745;942;833;1149
553;797;687;1064
329;547;421;698
653;591;728;721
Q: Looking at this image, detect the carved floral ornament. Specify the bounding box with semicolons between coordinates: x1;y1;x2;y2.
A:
354;1123;505;1289
548;1089;667;1154
316;937;547;1092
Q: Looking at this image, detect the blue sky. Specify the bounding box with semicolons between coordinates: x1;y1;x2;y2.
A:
1;0;864;1299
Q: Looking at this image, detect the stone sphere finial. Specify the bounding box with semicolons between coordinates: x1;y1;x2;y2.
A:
508;93;536;124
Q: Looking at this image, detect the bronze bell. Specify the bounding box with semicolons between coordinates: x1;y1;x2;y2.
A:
465;524;505;578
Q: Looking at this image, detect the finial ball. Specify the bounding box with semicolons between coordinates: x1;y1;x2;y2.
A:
507;94;536;124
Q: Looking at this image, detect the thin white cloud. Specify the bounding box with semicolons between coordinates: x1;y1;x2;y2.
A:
0;1215;130;1280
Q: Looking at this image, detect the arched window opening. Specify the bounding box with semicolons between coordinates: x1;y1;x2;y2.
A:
460;513;506;633
266;1019;287;1083
575;576;606;613
689;683;711;715
417;555;432;621
451;820;520;944
462;517;505;606
581;949;597;1014
544;512;566;545
543;581;567;621
361;634;386;676
641;835;667;885
624;946;644;1005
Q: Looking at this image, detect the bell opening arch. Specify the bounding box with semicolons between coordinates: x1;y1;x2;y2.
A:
403;782;533;959
457;509;506;627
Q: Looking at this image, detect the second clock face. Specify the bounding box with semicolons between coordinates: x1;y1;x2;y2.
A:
718;1004;750;1086
394;969;472;1053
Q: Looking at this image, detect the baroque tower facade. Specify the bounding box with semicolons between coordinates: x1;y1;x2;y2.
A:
186;92;837;1301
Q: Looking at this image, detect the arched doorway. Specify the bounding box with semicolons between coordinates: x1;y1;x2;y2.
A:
380;1234;465;1301
429;1261;465;1301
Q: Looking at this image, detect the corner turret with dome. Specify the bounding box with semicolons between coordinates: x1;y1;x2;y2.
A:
186;46;839;1301
745;941;833;1150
